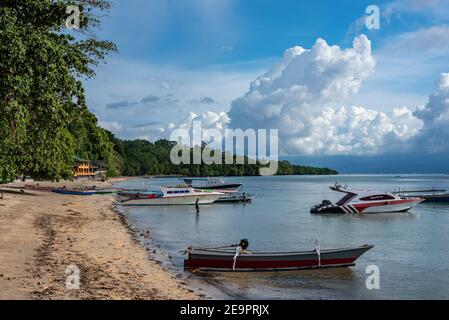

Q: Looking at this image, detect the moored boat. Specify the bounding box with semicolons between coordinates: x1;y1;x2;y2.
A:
214;190;252;203
394;189;449;203
311;184;423;214
182;178;242;190
118;186;224;206
184;240;374;271
52;188;97;195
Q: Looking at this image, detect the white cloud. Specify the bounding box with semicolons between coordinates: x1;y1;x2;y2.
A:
413;73;449;152
85;59;261;140
382;26;449;56
169;111;230;134
229;35;423;155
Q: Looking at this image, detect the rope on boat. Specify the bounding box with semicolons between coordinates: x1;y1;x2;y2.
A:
232;246;242;271
179;244;237;255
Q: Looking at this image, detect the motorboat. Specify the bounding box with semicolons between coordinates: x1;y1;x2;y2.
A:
184;239;374;271
182;178;242;190
310;184;424;214
118;186;224;206
213;189;252;203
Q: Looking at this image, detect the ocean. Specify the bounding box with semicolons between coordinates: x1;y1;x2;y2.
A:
114;175;449;299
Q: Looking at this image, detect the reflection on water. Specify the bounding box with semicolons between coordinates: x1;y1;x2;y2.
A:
115;175;449;299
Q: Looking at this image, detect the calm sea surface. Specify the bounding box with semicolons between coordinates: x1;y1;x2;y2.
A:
114;175;449;299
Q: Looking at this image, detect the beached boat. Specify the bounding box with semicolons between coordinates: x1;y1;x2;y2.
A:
184;240;374;271
311;184;423;214
118;186;224;206
52;188;97;195
182;178;242;190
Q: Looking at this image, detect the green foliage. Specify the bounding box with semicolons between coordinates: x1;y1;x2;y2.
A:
0;0;118;182
111;139;337;177
0;0;336;183
276;160;337;175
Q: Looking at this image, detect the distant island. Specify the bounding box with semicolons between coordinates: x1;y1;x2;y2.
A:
109;137;338;177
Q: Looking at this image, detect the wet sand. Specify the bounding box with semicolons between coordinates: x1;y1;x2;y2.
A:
0;179;201;300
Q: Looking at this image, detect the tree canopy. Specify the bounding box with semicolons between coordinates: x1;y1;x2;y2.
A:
0;0;120;183
0;1;337;182
110;137;337;177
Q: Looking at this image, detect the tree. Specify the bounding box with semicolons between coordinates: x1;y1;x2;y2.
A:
0;0;117;183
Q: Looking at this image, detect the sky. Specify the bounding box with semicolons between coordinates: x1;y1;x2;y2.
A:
84;0;449;172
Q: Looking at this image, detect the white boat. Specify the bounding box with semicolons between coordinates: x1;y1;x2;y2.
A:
311;184;424;214
119;186;224;206
182;178;242;190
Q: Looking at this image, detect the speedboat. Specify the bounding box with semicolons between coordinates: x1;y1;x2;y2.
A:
118;186;224;206
182;178;242;190
184;239;374;271
310;184;424;214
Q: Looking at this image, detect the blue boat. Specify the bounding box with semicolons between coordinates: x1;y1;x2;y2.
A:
52;189;97;196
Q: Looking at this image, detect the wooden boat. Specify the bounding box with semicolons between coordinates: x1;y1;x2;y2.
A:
23;185;56;192
94;189;118;195
184;242;374;271
52;189;96;196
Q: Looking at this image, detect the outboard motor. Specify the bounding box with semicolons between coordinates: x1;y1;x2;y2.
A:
310;200;332;214
238;239;249;250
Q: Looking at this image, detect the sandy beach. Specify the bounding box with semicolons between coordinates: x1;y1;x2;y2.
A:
0;179;201;300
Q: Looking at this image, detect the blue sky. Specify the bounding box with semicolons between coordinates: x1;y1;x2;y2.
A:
85;0;449;172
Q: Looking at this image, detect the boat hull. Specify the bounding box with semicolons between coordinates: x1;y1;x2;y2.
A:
52;189;96;196
120;193;222;206
215;197;252;203
311;199;422;214
184;245;373;271
195;183;242;190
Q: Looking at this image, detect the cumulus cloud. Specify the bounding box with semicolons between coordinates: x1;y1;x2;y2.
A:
228;35;423;155
285;106;422;154
168;111;230;133
413;73;449;152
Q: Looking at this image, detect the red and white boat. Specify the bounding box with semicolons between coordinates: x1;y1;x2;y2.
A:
184;239;374;271
310;184;424;214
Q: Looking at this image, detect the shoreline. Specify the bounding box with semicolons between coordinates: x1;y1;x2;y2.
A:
0;178;203;300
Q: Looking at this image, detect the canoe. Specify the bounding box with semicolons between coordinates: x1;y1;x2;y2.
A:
52;189;96;196
184;244;374;271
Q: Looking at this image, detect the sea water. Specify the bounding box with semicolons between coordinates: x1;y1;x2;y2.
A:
114;175;449;299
